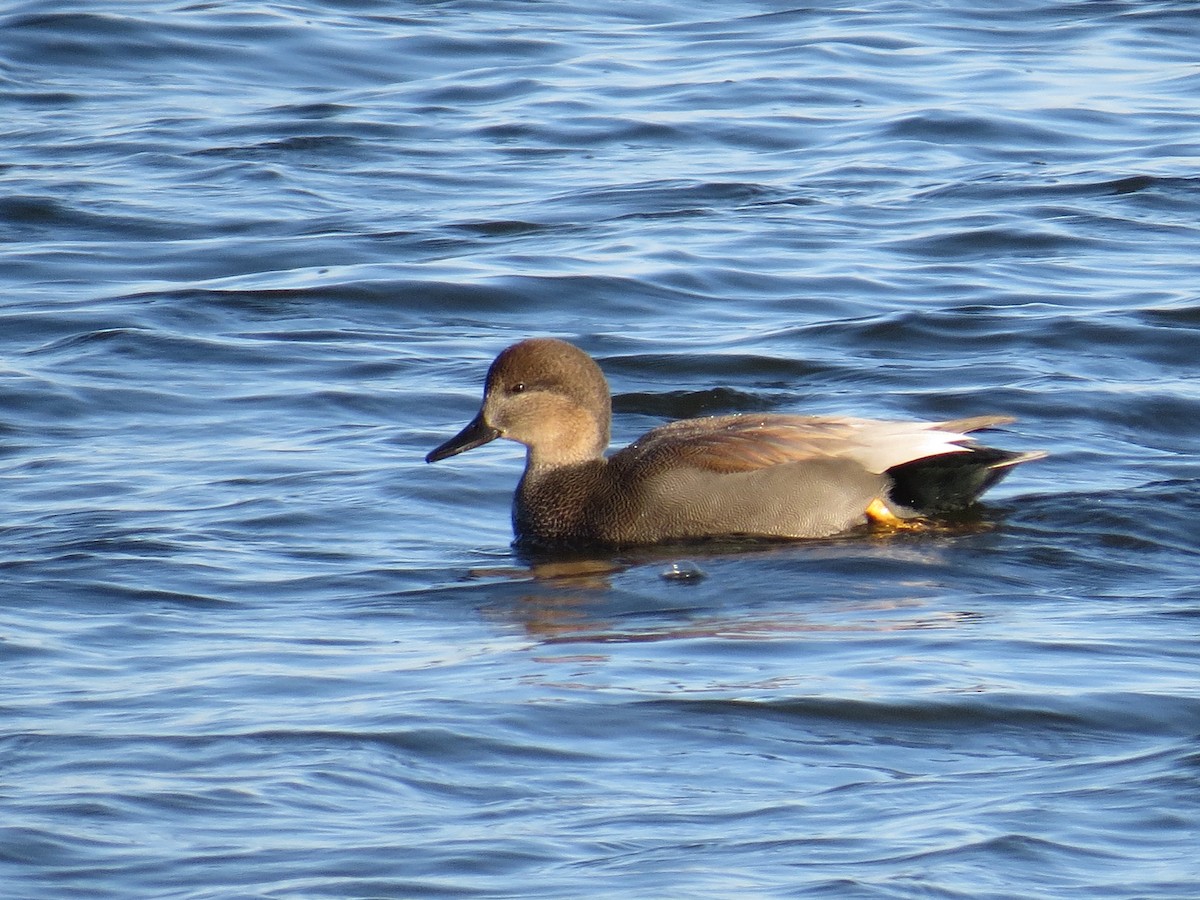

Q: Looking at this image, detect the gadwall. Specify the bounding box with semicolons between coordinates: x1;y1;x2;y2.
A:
427;338;1043;549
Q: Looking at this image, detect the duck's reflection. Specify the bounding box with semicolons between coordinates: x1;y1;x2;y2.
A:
464;527;994;644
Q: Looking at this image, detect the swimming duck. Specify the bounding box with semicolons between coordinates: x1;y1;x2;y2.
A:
426;338;1043;549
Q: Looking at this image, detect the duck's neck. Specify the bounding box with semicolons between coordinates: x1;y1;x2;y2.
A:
523;425;608;470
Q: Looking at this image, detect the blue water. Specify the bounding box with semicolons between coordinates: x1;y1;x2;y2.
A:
3;1;1200;897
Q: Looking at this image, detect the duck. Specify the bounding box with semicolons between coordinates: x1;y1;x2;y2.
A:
426;337;1043;549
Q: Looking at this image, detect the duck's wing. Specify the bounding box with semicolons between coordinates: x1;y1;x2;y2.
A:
617;413;1015;475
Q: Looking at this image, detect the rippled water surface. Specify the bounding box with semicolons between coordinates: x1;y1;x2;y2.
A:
3;1;1200;897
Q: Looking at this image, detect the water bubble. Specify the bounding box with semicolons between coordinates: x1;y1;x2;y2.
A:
660;560;706;582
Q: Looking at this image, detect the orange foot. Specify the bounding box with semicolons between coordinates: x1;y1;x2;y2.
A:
865;498;925;531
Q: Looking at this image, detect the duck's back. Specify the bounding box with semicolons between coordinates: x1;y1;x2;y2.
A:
513;413;1033;548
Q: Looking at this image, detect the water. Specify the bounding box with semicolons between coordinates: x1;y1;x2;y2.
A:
2;1;1199;897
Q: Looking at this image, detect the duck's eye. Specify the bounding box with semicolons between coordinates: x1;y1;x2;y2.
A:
509;382;527;394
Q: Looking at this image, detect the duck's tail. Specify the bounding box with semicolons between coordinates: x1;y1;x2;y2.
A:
885;442;1046;513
